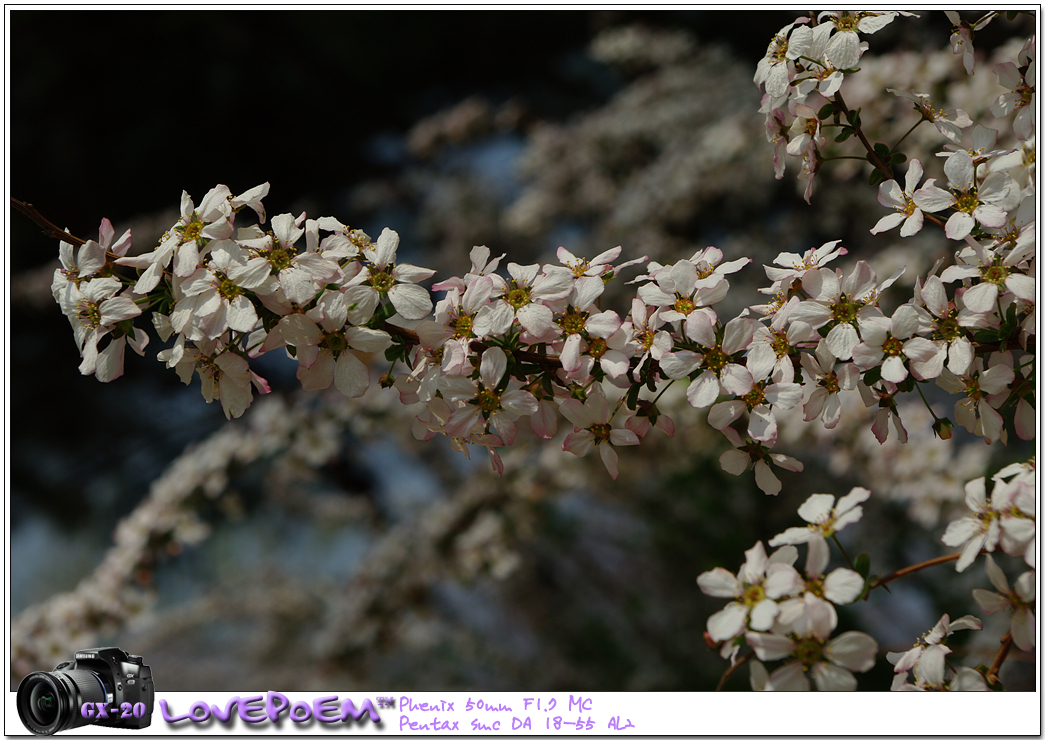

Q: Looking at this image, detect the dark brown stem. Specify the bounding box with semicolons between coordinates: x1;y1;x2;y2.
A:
986;631;1014;687
830;92;894;181
874;552;963;590
11;197;87;246
715;651;753;691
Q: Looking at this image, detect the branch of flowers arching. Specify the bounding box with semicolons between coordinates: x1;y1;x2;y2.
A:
11;197;87;246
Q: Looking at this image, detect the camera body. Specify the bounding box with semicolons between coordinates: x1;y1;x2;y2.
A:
16;647;154;735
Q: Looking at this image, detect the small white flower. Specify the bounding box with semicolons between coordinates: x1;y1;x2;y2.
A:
769;487;870;546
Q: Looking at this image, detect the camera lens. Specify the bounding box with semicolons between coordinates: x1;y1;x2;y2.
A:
16;670;109;735
29;683;59;725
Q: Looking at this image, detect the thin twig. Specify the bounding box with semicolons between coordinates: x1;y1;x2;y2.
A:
874;552;962;590
11;197;86;246
715;651;753;691
986;631;1014;687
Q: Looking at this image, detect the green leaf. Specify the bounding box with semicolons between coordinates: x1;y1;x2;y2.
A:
862;365;882;386
889;152;907;165
854;552;871;579
835;128;854;143
626;382;641;411
868;169;884;187
384;344;404;363
818;102;836;120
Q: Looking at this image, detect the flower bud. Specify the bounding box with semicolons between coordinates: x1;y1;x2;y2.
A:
932;417;954;440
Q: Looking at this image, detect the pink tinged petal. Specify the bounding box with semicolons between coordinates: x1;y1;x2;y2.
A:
585;310;622;337
95;336;127;383
388;283;433;320
571;275;604;310
764;564;802;599
334;352;369;397
722;318;756;354
697;568;741;598
747;405;777;443
823;569;864;605
708;401;745;430
1014;398;1034;440
599;444;620;479
972;203;1008;229
562;430;594;457
707;603;749;642
600;350;630;379
797;493;835;524
1011;608;1035;651
719;365;753;397
956;532;988;573
912;182;954;212
977;400;1005;444
174;240;201;277
812;662;857;691
98;296;142;325
719;449;749;476
684;312;716;346
609;429;640;446
870;212;906;234
768;527;814;547
446;407;483;439
298;352;335;391
825;323;858;360
226;296;258;333
558;398;592;429
941;517;979;548
1004;273;1036;301
766;661;810;692
345;326;392;353
746;632;794;662
660;350;702;379
531;400;558;439
479;347;508;387
393;262;437;284
753;460;782;496
516;303;554;337
501;389;538;417
687;370;721;408
944;150;975;190
489;411;518;446
945;211;975;240
881;355;908;383
748;600;779;632
979;362;1016;395
473;302;514;337
561;333;584;373
343;285;380;325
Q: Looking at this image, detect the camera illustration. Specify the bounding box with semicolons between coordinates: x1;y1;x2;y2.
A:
16;647;154;735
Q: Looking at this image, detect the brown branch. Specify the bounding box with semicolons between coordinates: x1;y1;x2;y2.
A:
715;651;753;691
986;631;1014;687
11;197;87;246
874;552;963;590
830;92;894;182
